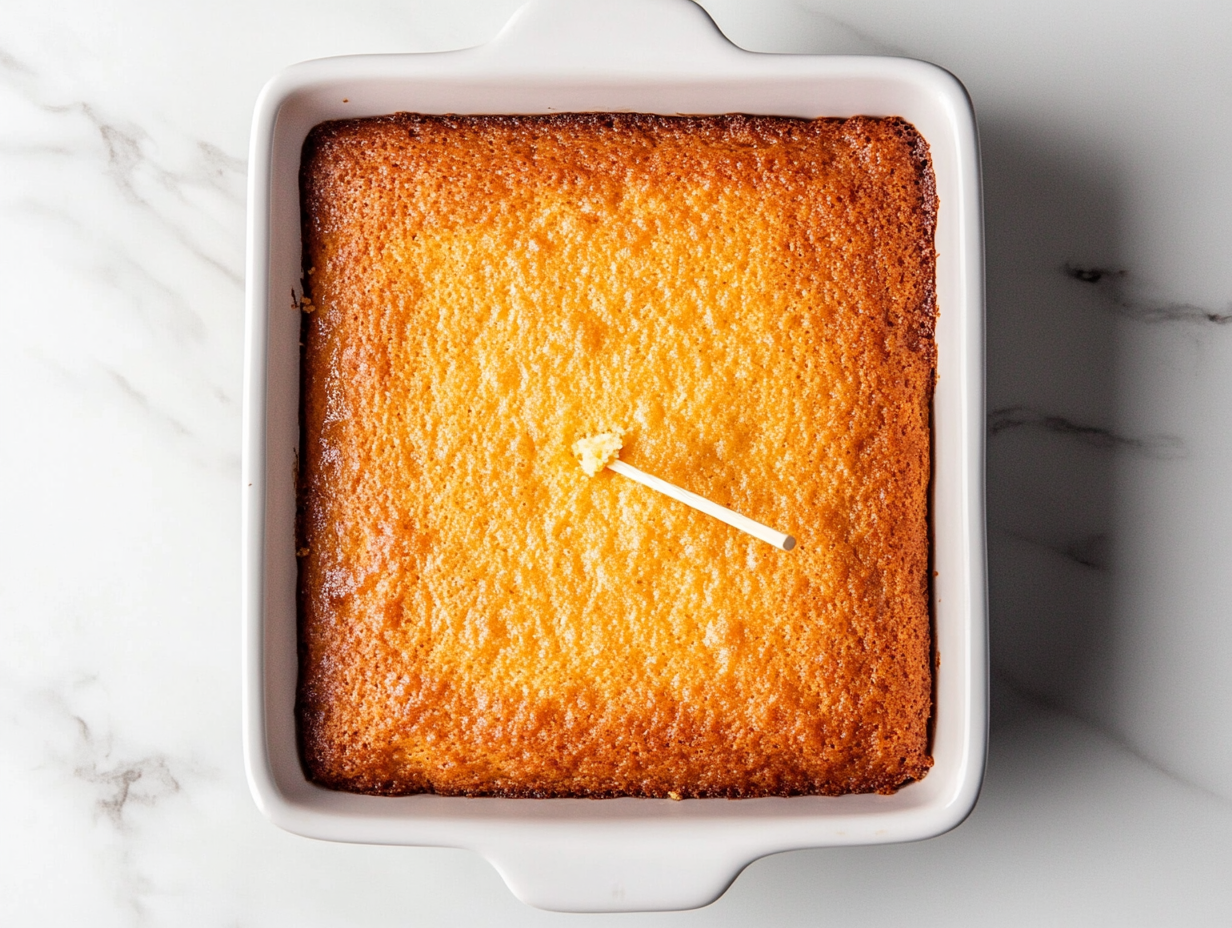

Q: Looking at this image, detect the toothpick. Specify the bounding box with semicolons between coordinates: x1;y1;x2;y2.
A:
573;431;796;551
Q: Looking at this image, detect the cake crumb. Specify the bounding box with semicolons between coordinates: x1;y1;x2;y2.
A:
667;791;682;801
572;429;624;476
297;547;310;557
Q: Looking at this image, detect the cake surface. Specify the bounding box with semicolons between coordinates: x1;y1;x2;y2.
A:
297;113;937;797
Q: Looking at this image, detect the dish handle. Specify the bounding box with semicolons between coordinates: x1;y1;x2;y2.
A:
480;833;752;913
479;0;744;71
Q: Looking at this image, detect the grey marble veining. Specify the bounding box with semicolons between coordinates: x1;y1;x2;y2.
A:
2;0;1230;924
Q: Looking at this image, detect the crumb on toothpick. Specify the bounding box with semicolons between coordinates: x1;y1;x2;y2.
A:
573;429;624;476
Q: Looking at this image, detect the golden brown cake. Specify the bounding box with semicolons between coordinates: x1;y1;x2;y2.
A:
296;113;937;798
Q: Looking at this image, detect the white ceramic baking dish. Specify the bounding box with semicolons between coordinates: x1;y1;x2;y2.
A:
242;0;987;912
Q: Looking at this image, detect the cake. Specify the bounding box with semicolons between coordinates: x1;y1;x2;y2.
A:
296;113;937;798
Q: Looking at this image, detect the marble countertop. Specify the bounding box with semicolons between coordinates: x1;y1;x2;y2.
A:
2;0;1229;923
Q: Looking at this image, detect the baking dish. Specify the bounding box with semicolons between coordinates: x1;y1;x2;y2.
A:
242;0;987;912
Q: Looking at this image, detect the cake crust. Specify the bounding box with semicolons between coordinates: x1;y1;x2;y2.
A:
297;113;937;798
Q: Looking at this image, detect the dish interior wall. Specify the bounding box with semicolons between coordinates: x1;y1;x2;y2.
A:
257;70;980;836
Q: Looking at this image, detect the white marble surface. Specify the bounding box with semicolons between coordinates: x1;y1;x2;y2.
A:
2;0;1230;923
